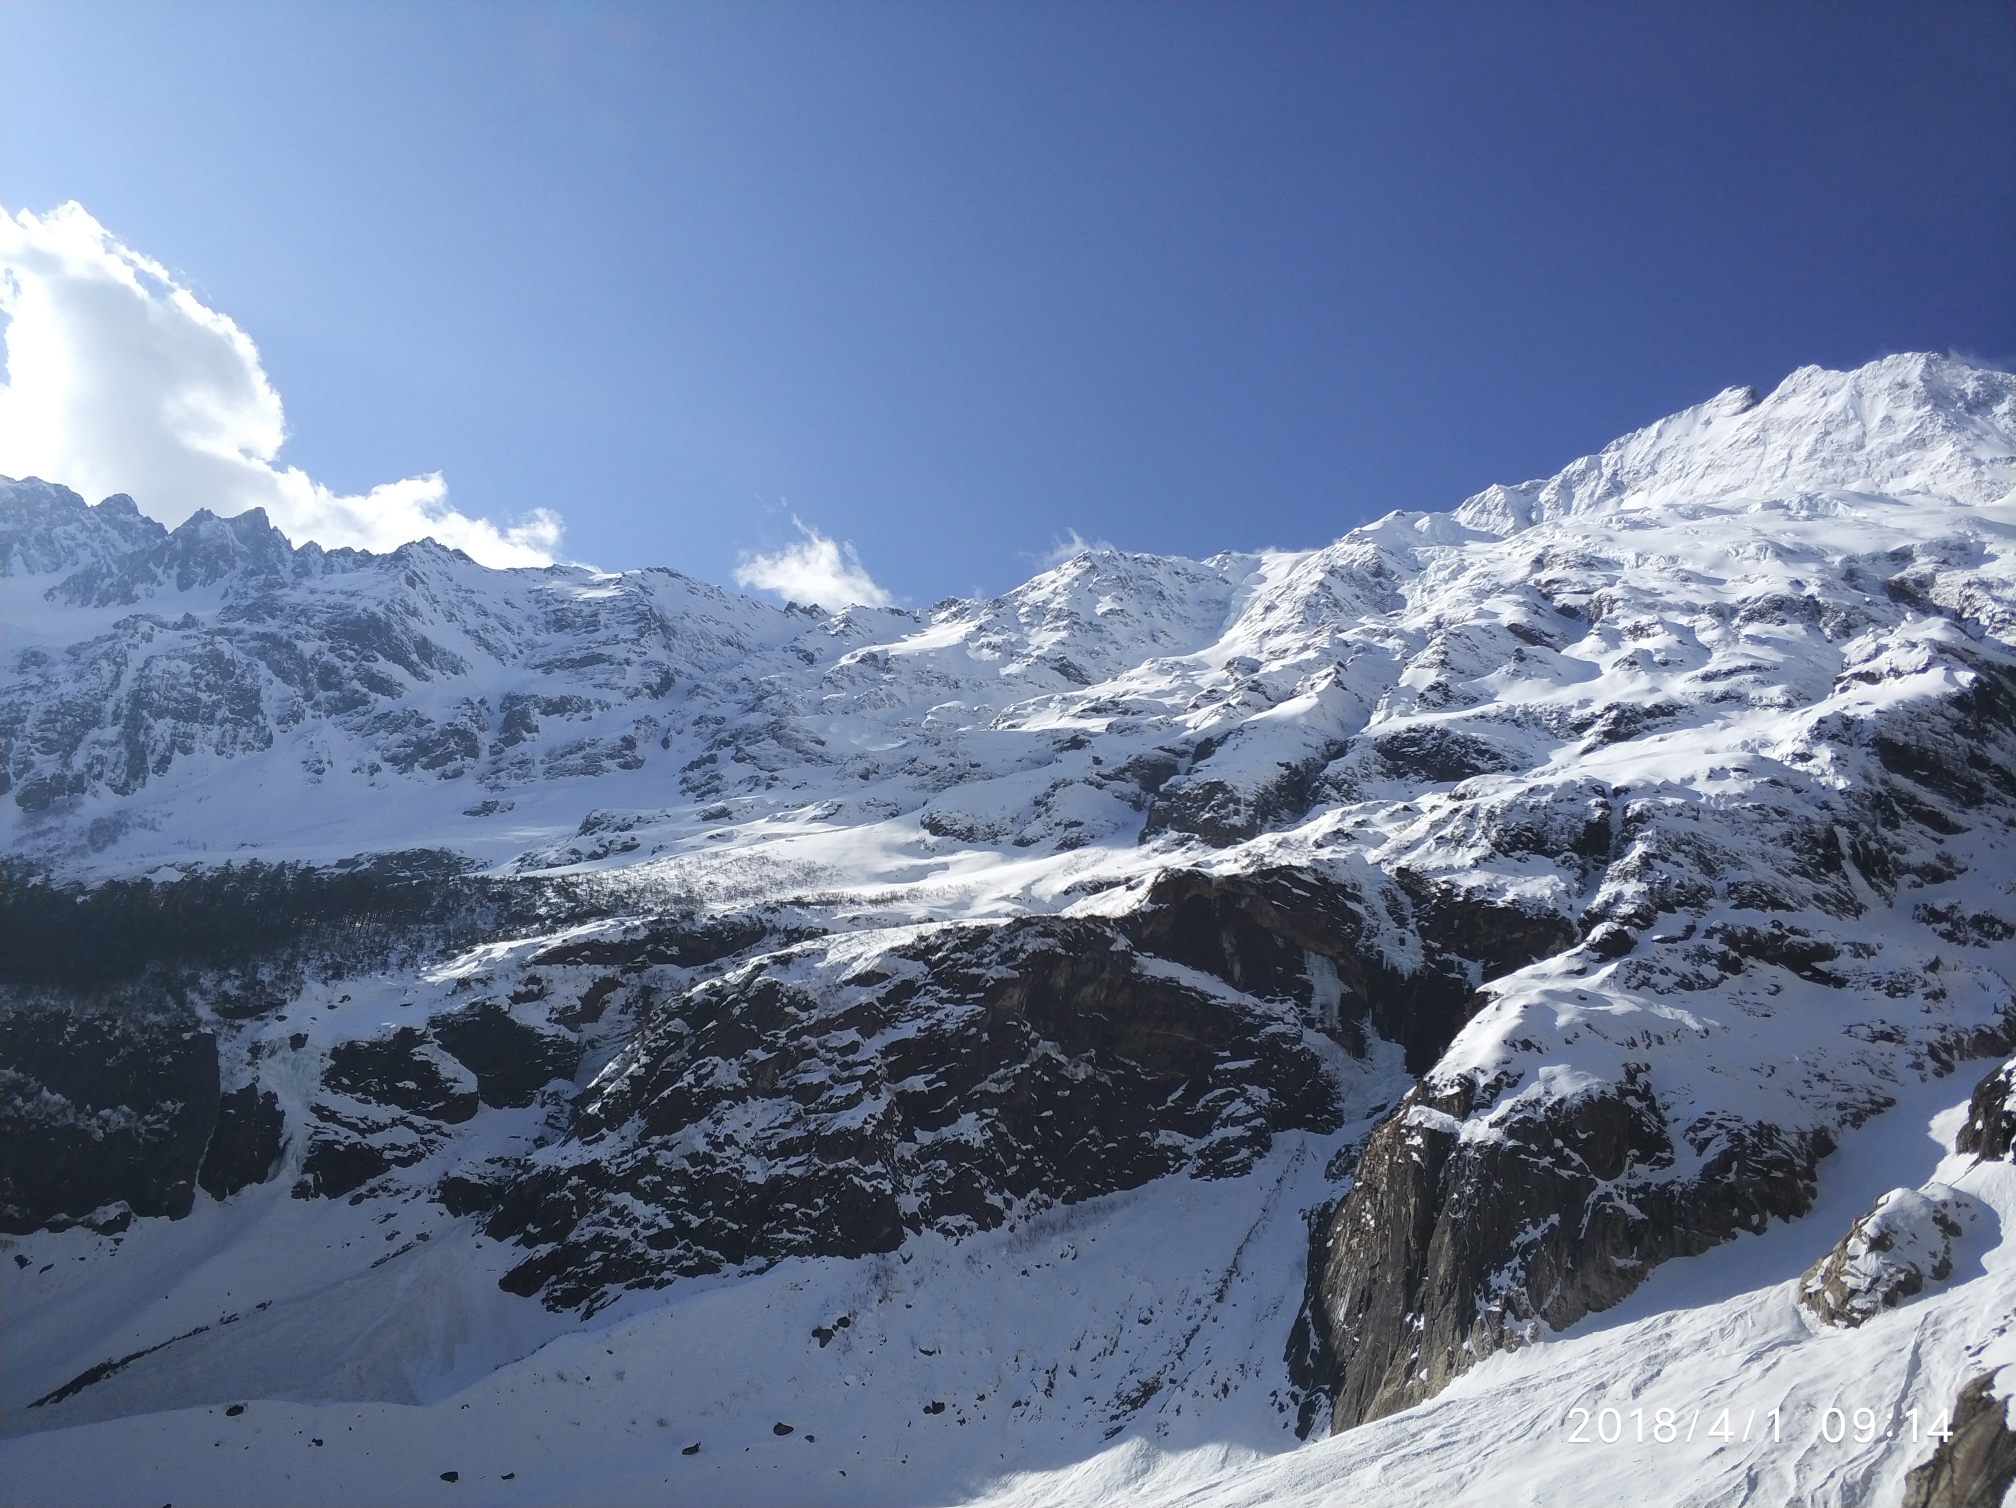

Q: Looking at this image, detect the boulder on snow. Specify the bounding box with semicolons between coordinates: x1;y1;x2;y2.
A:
1800;1183;1980;1328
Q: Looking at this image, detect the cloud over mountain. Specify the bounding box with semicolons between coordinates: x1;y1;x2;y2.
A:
733;515;894;609
0;202;562;568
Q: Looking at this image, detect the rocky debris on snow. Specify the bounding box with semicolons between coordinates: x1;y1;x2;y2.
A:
26;1323;215;1409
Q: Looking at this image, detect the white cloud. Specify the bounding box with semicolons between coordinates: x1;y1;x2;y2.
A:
733;517;893;610
0;202;562;568
1036;528;1113;568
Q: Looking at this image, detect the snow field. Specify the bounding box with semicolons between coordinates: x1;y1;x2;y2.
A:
4;1064;2007;1507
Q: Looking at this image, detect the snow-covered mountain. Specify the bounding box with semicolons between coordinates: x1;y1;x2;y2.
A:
2;351;2011;1507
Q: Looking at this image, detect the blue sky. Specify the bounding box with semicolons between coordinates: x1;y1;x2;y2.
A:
2;1;2011;603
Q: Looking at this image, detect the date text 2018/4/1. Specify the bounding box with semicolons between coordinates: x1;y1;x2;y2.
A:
1563;1405;1956;1447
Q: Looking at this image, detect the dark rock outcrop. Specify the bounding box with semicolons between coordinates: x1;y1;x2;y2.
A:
322;1027;479;1123
197;1084;286;1200
1283;1197;1343;1439
0;855;600;1229
438;1163;519;1217
431;1000;579;1109
1139;744;1344;848
1124;866;1575;1073
1123;867;1403;1053
298;1137;403;1201
292;1020;495;1193
486;915;1343;1312
1956;1058;2014;1161
1901;1373;2016;1508
1317;1071;1832;1432
292;1026;489;1199
527;913;770;972
0;854;553;1001
0;993;219;1231
1371;725;1520;784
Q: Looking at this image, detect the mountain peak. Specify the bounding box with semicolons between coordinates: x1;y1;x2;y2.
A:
0;476;171;579
1453;352;2013;536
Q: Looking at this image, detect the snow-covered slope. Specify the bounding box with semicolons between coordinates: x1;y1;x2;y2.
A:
2;351;2012;1507
1;1031;2007;1508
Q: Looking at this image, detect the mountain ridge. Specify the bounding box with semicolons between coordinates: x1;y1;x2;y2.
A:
2;352;2011;1507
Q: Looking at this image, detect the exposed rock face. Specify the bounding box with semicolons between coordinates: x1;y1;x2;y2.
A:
1317;1072;1833;1431
0;851;551;1000
1799;1183;1980;1327
486;915;1343;1313
1282;1197;1345;1440
525;912;772;974
1139;737;1351;848
321;1027;480;1123
0;992;218;1231
296;1026;482;1199
196;1084;286;1200
431;1001;580;1109
0;480;165;578
1120;866;1573;1072
1956;1057;2015;1160
0;855;603;1217
1900;1372;2016;1508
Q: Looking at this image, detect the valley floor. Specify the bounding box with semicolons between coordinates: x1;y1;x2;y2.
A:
3;1063;2006;1508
